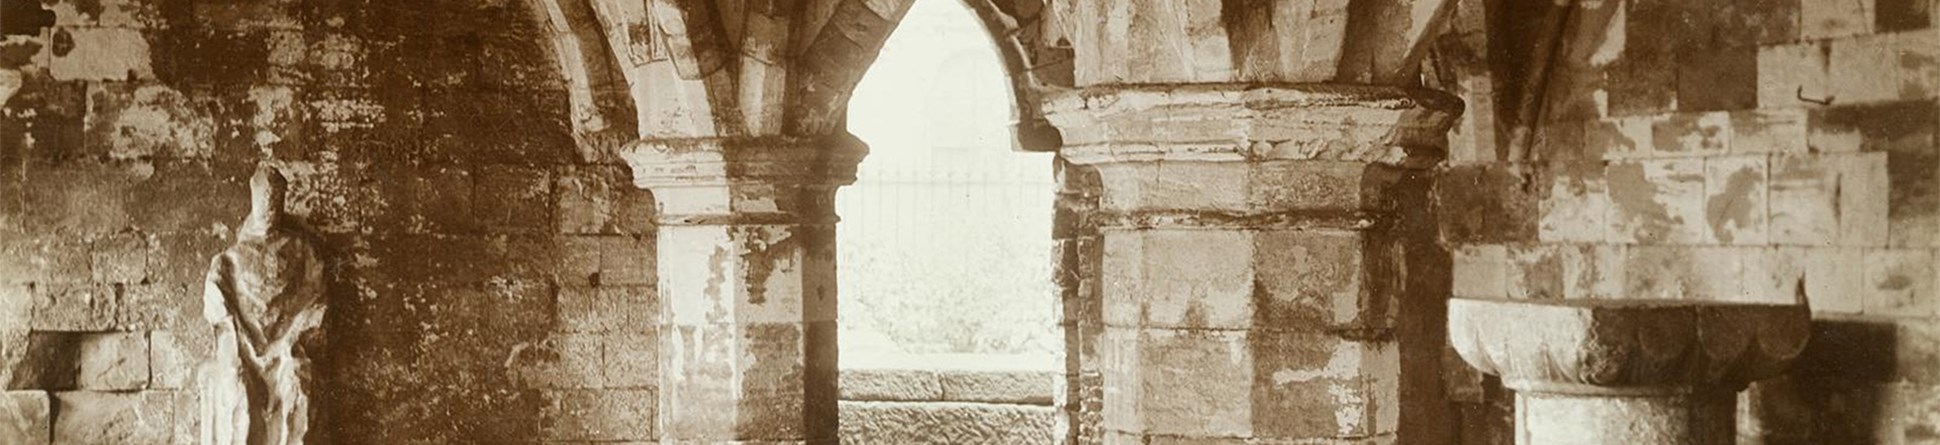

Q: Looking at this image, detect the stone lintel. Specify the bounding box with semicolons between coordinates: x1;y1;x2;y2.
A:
1448;297;1812;394
1042;84;1462;167
620;134;867;223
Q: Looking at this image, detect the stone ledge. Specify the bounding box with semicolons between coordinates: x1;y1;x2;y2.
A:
837;400;1061;445
841;368;1057;406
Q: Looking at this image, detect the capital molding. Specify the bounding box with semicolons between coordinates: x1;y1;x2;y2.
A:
1041;84;1462;167
619;134;868;223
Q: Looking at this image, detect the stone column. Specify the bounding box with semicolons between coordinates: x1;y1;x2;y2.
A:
1042;85;1461;443
1448;298;1812;445
621;135;865;445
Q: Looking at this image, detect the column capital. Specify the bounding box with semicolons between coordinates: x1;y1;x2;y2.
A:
1449;297;1812;396
1042;84;1462;167
619;134;867;225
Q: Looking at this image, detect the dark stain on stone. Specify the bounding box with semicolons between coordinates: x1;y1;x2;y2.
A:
1880;273;1913;291
1875;0;1933;32
705;244;727;317
0;40;39;68
738;226;802;306
1706;164;1763;244
49;28;73;57
1901;50;1936;99
1607;162;1673;243
73;0;105;21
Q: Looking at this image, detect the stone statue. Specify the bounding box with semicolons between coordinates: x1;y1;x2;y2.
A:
200;166;327;445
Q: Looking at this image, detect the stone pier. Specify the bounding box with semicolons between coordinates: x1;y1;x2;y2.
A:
1043;85;1461;443
1449;298;1813;445
622;135;867;444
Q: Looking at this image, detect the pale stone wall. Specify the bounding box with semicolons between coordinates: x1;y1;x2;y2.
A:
1437;0;1940;443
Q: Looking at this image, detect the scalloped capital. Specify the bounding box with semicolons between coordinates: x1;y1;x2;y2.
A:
1448;297;1811;395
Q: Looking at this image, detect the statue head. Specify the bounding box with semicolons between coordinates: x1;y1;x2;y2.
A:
244;166;289;234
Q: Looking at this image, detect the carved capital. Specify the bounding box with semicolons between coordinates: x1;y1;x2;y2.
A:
1042;84;1461;167
619;134;867;224
1448;298;1812;395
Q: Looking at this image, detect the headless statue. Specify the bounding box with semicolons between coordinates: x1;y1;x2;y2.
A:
201;167;326;445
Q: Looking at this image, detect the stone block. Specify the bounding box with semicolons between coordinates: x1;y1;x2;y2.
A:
1589;116;1654;160
1624;246;1742;301
30;285;118;332
1539;163;1611;243
389;166;476;234
1606;159;1709;245
1875;0;1935;32
1652;112;1732;156
512;333;605;389
555;171;611;235
602;330;655;389
476;165;554;233
89;232;149;284
1800;0;1874;39
1451;244;1508;299
82;83;214;159
1253;230;1371;328
146;331;190;389
837;400;1060;445
1101;230;1254;329
1835;153;1892;247
47;28;153;81
1250;332;1393;439
74;332;148;390
51;391;174;445
1504;244;1563;300
1769;155;1841;246
1438;165;1539;243
598;236;653;286
0;391;50;445
1863;249;1936;317
1101;328;1250;437
540;389;655;441
1675;46;1758;112
1806;101;1940;248
1730;109;1808;154
1757;42;1830;110
1706;155;1770;245
556;237;604;286
841;369;944;401
1778;246;1867;313
1828;30;1940;104
939;370;1057;405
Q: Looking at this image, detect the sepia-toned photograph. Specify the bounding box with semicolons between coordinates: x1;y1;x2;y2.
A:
0;0;1935;443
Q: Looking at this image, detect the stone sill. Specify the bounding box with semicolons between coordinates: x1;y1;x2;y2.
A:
840;354;1060;406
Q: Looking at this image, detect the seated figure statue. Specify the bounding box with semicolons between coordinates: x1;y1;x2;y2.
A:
200;166;327;445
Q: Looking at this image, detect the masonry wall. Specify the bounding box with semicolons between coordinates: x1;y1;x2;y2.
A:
1436;0;1940;443
0;0;658;443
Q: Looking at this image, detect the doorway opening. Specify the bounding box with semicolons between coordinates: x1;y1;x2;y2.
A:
838;0;1059;372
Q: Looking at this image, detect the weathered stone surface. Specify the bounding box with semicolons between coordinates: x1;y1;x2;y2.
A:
52;391;175;445
838;400;1059;445
73;332;147;390
841;368;944;402
539;389;655;441
939;370;1057;405
0;391;50;445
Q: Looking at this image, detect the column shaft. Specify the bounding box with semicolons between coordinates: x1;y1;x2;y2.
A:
623;136;863;445
1043;85;1462;444
1515;390;1736;445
